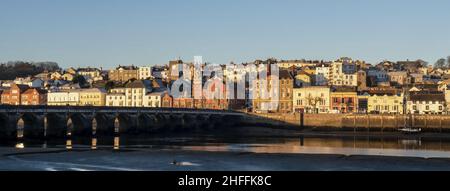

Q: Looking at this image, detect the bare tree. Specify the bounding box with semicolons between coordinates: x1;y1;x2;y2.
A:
434;58;446;69
305;94;324;114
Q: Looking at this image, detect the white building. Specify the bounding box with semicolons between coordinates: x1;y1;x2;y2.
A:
106;80;152;107
407;93;445;114
143;91;164;107
106;93;126;107
329;61;358;86
292;86;330;113
314;64;330;86
138;66;152;80
47;91;80;106
14;77;43;88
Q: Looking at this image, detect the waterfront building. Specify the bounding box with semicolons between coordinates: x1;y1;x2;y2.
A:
1;84;31;105
278;70;294;113
106;80;152;107
407;93;446;114
20;88;47;105
108;65;139;82
47;91;80;106
292;86;330;113
105;93;126;107
161;92;173;107
357;93;370;113
367;92;404;114
143;91;163;108
173;97;195;108
78;88;106;106
330;87;358;113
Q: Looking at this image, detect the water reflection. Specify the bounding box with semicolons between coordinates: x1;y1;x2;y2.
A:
114;137;120;150
9;134;450;158
15;142;24;149
91;138;97;150
66;140;72;150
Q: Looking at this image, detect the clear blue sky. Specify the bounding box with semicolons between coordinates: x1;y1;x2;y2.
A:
0;0;449;69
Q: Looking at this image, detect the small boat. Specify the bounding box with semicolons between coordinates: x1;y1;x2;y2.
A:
398;128;422;133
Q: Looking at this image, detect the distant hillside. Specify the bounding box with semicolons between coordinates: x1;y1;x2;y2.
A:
0;61;61;80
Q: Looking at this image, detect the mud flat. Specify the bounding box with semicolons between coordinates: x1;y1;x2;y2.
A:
1;147;450;171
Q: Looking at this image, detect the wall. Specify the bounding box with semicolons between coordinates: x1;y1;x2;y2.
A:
250;112;450;132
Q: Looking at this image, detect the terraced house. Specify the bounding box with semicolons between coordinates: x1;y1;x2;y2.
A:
1;84;46;105
367;91;404;114
407;93;446;114
106;80;152;107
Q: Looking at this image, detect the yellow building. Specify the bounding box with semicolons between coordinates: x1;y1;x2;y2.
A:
367;93;404;114
78;88;107;106
294;71;312;87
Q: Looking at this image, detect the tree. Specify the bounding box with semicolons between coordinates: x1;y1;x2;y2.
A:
72;75;88;87
434;58;446;69
305;94;324;114
104;81;115;91
0;61;61;80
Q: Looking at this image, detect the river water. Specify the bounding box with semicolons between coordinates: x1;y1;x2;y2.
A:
7;132;450;158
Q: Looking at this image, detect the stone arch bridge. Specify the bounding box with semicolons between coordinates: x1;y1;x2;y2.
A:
0;105;247;140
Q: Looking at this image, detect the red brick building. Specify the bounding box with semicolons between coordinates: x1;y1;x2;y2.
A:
20;88;47;105
1;84;29;105
161;92;173;108
330;87;358;113
1;84;47;105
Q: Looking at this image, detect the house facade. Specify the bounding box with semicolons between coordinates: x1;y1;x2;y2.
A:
407;93;446;114
292;86;330;113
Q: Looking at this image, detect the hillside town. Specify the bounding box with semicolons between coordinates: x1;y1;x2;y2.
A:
1;57;450;115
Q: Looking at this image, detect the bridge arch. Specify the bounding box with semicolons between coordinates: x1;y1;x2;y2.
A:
67;113;91;136
92;113;115;136
17;113;44;139
113;113;135;134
